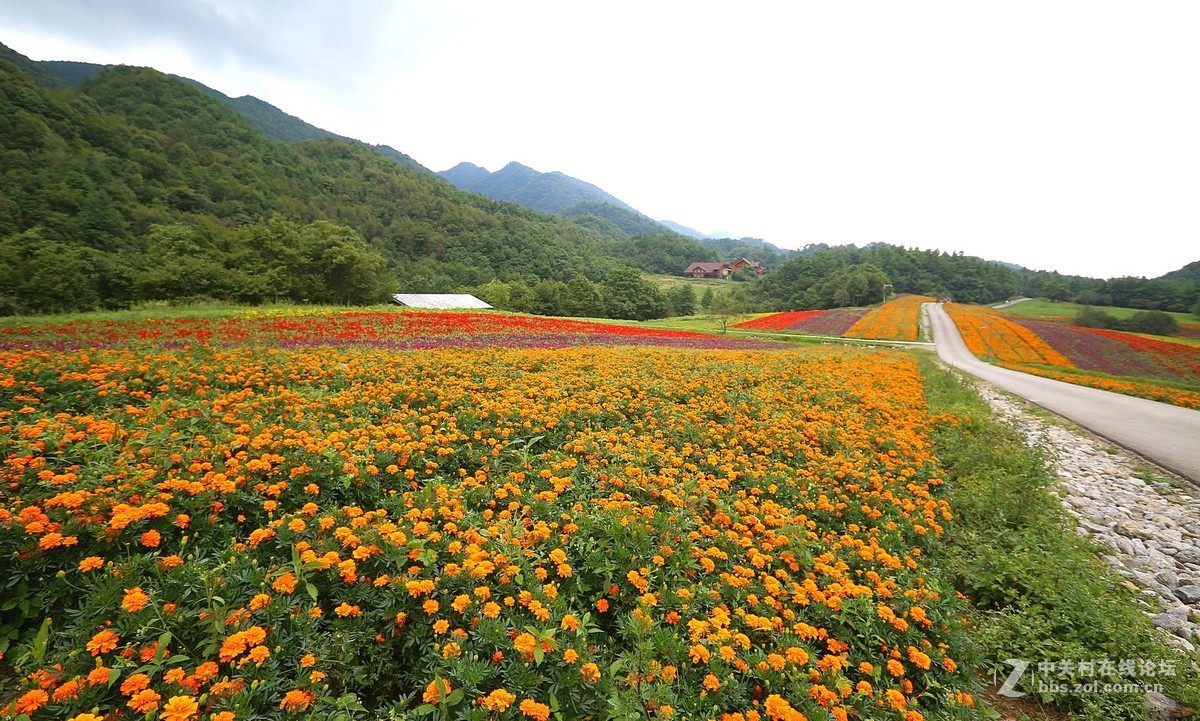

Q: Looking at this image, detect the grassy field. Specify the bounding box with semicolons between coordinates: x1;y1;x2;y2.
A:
643;272;738;293
1001;299;1198;323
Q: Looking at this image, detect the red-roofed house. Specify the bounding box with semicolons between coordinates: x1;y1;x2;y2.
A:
683;258;767;279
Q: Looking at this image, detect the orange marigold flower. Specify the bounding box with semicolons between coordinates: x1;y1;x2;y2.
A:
702;673;721;691
763;694;800;721
482;601;501;618
87;666;111;686
581;663;601;683
140;529;161;548
78;556;104;572
334;602;361;618
423;678;451;704
596;598;609;613
887;659;905;677
127;688;161;713
14;689;49;714
122;586;150;613
519;698;551;721
300;653;317;668
422;599;439;614
886;689;907;710
163;667;186;684
279;688;315;713
159;694;199;721
561;614;579;631
121;673;152;696
688;644;710;664
513;632;537;658
211;713;236;721
481;688;516;712
563;648;579;664
67;715;105;721
273;573;297;594
246;645;271;664
87;629;119;656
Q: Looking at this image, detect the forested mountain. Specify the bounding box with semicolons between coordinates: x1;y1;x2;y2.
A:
2;42;431;174
1161;261;1200;284
0;57;629;312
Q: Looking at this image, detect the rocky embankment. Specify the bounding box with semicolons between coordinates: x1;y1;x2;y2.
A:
976;385;1200;651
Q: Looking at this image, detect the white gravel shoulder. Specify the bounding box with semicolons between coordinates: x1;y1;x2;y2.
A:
972;382;1200;652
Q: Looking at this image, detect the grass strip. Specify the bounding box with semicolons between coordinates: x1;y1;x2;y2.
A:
921;355;1200;719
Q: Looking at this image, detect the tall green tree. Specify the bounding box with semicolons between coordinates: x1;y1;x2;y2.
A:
601;268;669;321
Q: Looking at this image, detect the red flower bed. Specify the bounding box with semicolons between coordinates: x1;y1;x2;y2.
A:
732;309;869;336
732;311;823;331
0;310;782;352
1080;327;1200;382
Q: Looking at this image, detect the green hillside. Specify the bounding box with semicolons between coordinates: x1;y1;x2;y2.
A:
0;59;622;313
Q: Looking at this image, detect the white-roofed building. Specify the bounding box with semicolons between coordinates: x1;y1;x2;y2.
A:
391;294;493;310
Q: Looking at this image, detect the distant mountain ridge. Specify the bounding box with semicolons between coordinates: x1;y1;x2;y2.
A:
439;161;685;238
440;161;639;215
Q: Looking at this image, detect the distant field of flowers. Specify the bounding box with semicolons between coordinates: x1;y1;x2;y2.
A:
0;311;778;353
0;310;975;720
943;304;1200;409
843;296;937;343
733;296;936;342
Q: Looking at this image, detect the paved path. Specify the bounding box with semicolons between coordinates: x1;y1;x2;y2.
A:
925;302;1200;482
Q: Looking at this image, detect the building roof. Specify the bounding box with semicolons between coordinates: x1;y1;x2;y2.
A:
391;293;493;310
684;262;728;273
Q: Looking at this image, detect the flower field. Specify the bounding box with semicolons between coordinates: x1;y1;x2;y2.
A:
0;310;976;720
843;297;937;343
733;297;934;343
731;310;868;338
730;312;825;332
942;304;1200;409
942;304;1073;367
0;311;777;354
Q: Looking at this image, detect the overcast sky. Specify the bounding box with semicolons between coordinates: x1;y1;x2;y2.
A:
2;1;1197;279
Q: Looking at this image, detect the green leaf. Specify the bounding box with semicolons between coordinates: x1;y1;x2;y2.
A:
413;703;437;716
444;688;464;707
30;617;52;667
534;645;544;665
154;631;172;662
307;583;319;601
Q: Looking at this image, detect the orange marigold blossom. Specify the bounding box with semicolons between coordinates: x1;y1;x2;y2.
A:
127;688;161;713
480;688;516;711
423;678;451;704
159;694;199;721
121;586;150;612
87;629;119;656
